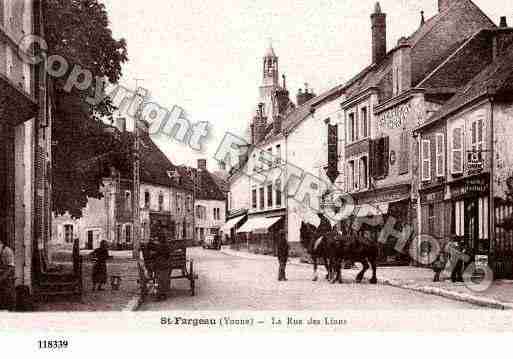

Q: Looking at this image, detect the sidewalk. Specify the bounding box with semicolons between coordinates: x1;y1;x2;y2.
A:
221;247;513;310
36;258;141;312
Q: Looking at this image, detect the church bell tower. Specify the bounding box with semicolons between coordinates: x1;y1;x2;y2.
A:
259;40;281;121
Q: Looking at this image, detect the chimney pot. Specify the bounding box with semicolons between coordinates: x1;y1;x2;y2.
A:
500;16;508;28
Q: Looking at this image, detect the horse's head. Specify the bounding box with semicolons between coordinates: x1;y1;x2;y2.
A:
300;221;317;250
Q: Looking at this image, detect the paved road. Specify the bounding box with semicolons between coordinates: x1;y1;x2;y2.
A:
141;247;482;311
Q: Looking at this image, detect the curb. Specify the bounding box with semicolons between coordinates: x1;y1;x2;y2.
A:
221;248;513;310
383;279;513;310
123;295;143;312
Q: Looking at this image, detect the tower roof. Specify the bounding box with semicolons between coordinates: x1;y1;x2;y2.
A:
264;40;276;58
374;2;382;14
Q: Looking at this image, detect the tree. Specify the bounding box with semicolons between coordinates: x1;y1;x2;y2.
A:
45;0;128;218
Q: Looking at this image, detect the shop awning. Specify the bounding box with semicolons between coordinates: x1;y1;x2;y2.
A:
220;215;245;233
236;216;283;234
354;202;390;218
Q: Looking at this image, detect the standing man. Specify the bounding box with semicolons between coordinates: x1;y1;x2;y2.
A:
277;234;289;281
0;238;16;311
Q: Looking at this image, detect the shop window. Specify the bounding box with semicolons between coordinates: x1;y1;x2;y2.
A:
435;134;445;178
267;183;273;207
252;189;257;209
452;127;464;174
421;139;431;181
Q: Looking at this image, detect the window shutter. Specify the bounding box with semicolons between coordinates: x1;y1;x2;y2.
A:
422;139;431;181
435;133;444;177
383;136;390;177
452;127;463;174
399;130;409;175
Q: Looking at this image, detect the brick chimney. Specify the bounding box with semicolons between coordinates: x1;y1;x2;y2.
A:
296;84;316;106
438;0;459;13
253;103;267;144
371;2;387;65
197;159;207;171
500;16;508;28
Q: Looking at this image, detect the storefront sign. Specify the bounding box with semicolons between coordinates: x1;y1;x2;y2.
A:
450;176;489;198
467;151;483;173
420;190;444;203
377;103;411;130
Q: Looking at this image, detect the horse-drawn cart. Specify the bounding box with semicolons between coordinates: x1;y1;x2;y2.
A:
138;239;196;299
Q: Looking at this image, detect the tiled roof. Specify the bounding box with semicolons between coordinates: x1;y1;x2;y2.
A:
136;132;193;191
421;47;513;127
179;166;226;201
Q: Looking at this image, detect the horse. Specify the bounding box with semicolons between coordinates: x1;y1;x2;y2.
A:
327;221;379;284
299;219;332;282
301;212;379;284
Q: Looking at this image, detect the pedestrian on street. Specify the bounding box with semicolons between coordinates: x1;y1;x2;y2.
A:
91;240;110;291
277;235;289;281
0;238;16;311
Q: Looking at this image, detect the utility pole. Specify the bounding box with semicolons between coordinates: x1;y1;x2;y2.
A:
132;80;146;259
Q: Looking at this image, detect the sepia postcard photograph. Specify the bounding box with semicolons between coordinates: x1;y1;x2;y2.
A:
2;0;513;352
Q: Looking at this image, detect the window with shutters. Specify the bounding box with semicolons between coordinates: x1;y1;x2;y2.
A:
421;139;431;181
348;113;355;142
371;137;389;179
359;156;368;190
398;130;409;175
470;118;484;162
348;161;355;191
452;127;464;175
435;133;444;178
267;183;273;207
361;107;368;139
275;180;282;206
259;187;264;210
251;189;257;209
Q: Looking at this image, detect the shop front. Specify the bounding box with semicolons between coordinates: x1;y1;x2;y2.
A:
235;215;284;255
419;185;449;249
448;173;491;263
349;184;413;265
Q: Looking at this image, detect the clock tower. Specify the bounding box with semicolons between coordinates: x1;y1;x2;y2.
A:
259;41;281;121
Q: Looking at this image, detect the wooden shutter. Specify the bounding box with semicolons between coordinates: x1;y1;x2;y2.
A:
421;139;431;181
452;127;463;174
398;130;409;175
435;133;444;177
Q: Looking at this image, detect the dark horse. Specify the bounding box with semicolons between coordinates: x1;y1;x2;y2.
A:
299;215;332;281
300;213;379;284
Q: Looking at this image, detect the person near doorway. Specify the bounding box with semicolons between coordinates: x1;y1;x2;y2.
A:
0;238;16;310
91;240;110;291
277;236;289;281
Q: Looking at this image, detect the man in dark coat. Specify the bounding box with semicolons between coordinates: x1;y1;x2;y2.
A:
277;236;289;281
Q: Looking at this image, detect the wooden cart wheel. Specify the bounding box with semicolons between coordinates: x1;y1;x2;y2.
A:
189;259;195;296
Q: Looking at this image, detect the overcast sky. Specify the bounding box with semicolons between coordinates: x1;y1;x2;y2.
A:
102;0;509;170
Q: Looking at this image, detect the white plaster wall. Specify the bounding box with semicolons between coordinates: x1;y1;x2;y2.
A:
493;102;513;199
195;199;226;230
228;172;250;212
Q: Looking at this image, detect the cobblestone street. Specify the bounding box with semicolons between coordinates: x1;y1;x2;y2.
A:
141;247;484;311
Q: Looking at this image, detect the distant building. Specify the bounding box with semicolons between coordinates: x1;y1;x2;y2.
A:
182;159;226;243
52;119;194;249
